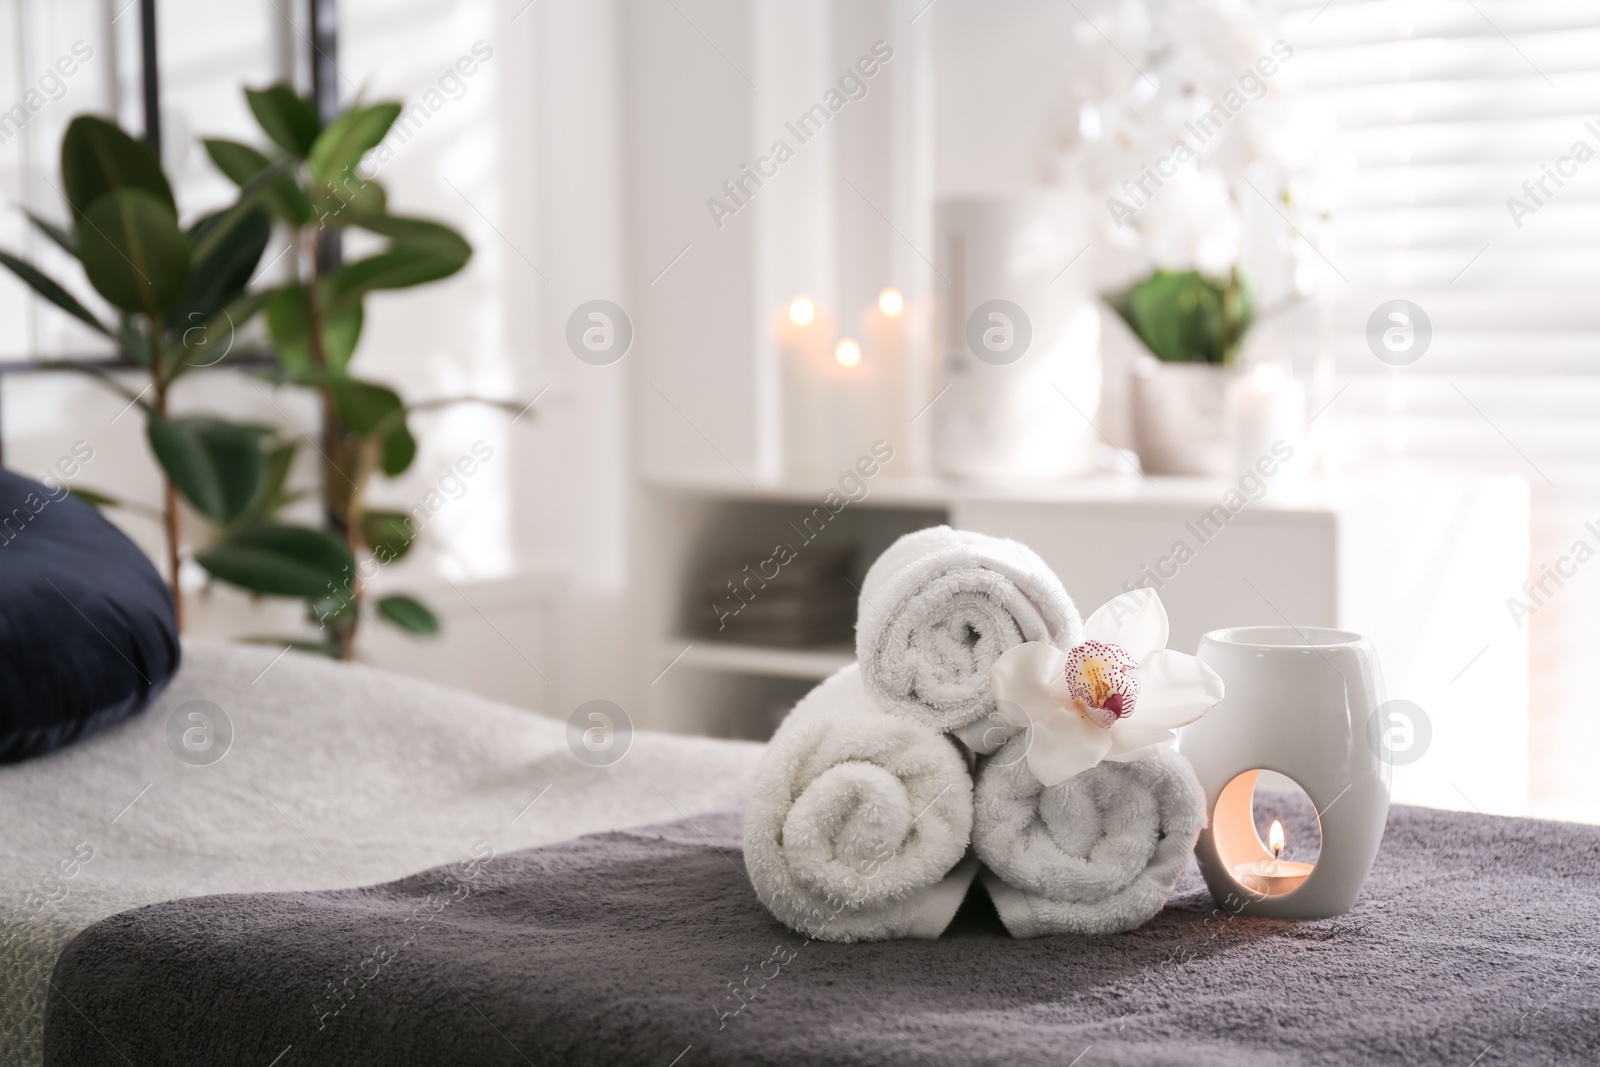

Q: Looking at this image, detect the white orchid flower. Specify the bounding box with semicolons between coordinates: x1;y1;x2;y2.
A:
988;589;1225;787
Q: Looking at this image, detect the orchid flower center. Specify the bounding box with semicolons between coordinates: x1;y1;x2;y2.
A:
1063;640;1141;729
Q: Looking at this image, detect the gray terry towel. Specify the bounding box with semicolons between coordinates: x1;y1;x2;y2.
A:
46;805;1600;1067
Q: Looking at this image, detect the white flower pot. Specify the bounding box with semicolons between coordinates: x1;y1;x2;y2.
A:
1129;356;1244;477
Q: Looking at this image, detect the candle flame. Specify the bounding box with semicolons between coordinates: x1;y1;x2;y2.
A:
789;296;816;327
835;338;861;367
1269;819;1285;858
1252;360;1284;390
878;287;905;317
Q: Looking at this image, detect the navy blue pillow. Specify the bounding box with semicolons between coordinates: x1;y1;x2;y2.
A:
0;467;180;763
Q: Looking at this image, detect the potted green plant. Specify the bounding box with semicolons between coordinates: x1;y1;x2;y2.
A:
1;93;510;657
0;114;302;630
203;83;513;656
1105;267;1255;476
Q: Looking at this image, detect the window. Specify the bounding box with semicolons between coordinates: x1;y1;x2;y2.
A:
1268;0;1600;820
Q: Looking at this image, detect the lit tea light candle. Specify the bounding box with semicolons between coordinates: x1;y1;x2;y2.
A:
1233;819;1314;897
877;286;904;317
789;295;816;327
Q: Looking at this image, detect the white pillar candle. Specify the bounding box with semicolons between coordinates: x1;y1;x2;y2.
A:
1233;361;1306;474
862;286;908;446
775;295;837;478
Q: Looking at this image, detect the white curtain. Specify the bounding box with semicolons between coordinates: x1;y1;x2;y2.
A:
1265;0;1600;821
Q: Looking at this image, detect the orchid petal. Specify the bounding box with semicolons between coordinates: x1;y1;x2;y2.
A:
1105;722;1180;764
990;642;1113;787
1131;649;1225;730
1027;709;1115;787
1082;589;1170;662
990;642;1073;725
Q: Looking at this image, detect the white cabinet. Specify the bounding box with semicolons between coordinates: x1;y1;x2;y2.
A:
639;469;1529;816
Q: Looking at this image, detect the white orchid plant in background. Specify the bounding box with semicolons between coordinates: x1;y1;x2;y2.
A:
988;589;1225;786
1047;0;1348;319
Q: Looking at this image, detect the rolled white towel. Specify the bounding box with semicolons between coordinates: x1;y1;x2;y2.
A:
742;664;977;943
973;740;1205;937
856;526;1082;733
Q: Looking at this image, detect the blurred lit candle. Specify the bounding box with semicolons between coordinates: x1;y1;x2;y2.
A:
774;295;837;477
1233;819;1314;896
790;295;815;327
1233;361;1306;472
862;286;908;439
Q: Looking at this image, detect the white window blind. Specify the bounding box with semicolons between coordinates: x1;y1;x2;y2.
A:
1266;0;1600;820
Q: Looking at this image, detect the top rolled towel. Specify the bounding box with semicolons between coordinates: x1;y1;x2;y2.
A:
856;526;1082;732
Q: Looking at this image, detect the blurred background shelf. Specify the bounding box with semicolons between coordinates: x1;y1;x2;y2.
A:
638;469;1530;816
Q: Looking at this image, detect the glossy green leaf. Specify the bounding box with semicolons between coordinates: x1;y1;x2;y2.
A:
376;594;440;636
24;211;77;256
1105;269;1255;366
322;302;365;372
67;486;120;508
174;290;271;373
362;509;417;562
76;189;191;315
202;138;314;225
349;213;472;262
0;251;110;337
203;138;272;185
264;286;311;369
325;377;401;434
221;440;301;529
186;157;296;267
167;207;271;334
264;285;364;372
325;247;467;312
198;522;354;600
60;116;173;219
324;378;416;475
245;85;321;158
312;171;387;224
147;415;273;524
307;103;400;184
379;424;417;476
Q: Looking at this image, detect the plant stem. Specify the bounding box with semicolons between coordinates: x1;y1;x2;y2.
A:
152;362;185;632
164;477;184;631
300;225;363;659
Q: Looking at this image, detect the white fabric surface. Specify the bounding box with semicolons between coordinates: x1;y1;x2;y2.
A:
0;641;762;1067
742;665;976;943
855;526;1082;732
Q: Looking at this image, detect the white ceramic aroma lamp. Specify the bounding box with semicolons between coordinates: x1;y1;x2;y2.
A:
1180;626;1391;920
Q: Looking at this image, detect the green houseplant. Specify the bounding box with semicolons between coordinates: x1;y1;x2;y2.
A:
203;84;499;656
0;114;292;630
1;90;498;657
1105;268;1255;366
1104;267;1259;476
